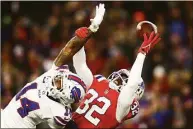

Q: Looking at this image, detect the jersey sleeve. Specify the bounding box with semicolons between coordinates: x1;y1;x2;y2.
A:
73;47;94;88
116;53;145;122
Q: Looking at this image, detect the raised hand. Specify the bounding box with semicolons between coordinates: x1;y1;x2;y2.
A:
89;3;106;32
138;32;161;55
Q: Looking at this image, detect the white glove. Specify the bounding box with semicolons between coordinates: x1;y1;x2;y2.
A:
89;3;106;32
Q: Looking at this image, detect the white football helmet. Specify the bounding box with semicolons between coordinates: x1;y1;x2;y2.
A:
46;70;86;106
108;69;145;100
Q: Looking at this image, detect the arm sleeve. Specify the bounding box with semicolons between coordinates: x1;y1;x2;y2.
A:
73;47;93;88
116;53;146;122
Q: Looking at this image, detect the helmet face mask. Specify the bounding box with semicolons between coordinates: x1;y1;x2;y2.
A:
53;75;63;90
47;71;85;106
108;69;130;92
108;69;145;100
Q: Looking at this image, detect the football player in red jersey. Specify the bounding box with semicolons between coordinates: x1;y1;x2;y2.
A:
71;31;161;128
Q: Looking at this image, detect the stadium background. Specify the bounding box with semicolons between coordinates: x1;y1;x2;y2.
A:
1;1;193;128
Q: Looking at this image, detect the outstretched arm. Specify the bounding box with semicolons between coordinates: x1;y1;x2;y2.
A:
72;4;106;87
73;47;94;88
54;28;92;67
116;32;161;122
53;3;105;68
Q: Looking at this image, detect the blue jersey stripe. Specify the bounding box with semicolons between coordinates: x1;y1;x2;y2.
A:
16;83;37;101
68;75;86;92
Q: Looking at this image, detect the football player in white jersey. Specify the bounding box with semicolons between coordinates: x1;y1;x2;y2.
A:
71;31;161;128
1;3;105;128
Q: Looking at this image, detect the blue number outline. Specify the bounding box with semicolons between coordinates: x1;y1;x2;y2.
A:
16;83;40;118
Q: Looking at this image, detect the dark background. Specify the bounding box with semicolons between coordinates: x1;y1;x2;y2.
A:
1;1;193;128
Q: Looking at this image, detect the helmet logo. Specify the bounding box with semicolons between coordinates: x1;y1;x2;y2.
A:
71;87;81;103
68;75;86;92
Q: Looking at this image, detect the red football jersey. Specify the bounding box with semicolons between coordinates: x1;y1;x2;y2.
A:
72;75;139;128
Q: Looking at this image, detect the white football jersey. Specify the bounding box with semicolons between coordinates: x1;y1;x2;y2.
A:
1;65;72;128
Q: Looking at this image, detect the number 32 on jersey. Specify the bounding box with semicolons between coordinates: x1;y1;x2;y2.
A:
76;89;111;126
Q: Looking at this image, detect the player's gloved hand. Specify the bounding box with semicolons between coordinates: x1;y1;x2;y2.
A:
89;3;106;32
138;32;161;55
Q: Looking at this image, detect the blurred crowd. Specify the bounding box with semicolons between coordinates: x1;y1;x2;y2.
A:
1;1;193;128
